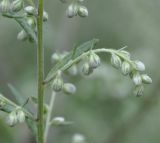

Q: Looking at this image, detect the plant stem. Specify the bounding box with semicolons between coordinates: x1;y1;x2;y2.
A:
44;91;56;143
37;0;44;142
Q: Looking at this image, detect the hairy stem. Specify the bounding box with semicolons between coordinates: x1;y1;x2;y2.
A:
37;0;44;142
45;91;56;143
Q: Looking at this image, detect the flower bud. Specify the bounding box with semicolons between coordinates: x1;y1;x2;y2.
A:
66;4;78;18
120;50;130;59
0;0;10;13
134;60;145;71
82;62;93;75
68;65;78;76
0;99;6;108
27;17;36;28
52;71;63;92
10;0;23;12
121;61;131;75
141;74;152;84
78;5;88;17
17;30;28;41
72;134;85;143
51;53;61;63
63;83;76;94
111;54;122;69
24;6;36;15
132;72;142;85
51;117;65;125
88;52;100;69
16;109;25;123
6;111;17;127
134;85;144;97
43;11;48;22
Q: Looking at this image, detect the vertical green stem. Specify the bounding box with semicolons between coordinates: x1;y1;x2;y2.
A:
37;0;44;142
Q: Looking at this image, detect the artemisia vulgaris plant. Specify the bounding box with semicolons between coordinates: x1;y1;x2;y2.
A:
0;0;152;143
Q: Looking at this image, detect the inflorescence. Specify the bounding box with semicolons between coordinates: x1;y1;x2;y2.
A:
51;47;152;97
0;0;48;42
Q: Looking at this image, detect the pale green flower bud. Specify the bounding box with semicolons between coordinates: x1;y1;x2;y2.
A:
121;61;131;75
52;78;63;92
51;117;65;125
24;6;36;15
134;60;145;71
63;83;76;94
141;74;152;84
72;134;85;143
51;53;61;63
0;99;6;109
111;54;122;69
43;11;48;22
17;30;28;41
6;111;17;127
16;109;25;123
27;17;36;28
119;50;130;59
134;85;144;97
88;52;100;69
82;62;93;75
68;65;78;76
78;5;88;17
10;0;23;12
66;4;78;18
17;109;25;123
132;72;142;85
52;71;63;92
0;0;10;13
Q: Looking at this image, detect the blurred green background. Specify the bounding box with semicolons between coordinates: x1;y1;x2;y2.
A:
0;0;160;143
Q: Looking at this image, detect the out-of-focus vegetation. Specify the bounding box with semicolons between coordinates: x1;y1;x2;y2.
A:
0;0;160;143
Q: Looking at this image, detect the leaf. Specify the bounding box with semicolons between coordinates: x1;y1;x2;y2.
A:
31;96;38;104
8;84;27;106
44;39;99;83
26;118;38;140
0;93;15;113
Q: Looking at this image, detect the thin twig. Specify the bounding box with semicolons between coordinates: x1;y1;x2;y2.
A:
44;91;56;143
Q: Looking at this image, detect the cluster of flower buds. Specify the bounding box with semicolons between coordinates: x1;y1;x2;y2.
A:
110;50;152;97
6;108;25;127
52;52;78;76
0;0;24;13
59;0;88;18
0;0;49;42
51;70;77;94
82;51;101;75
17;5;48;42
51;52;68;63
